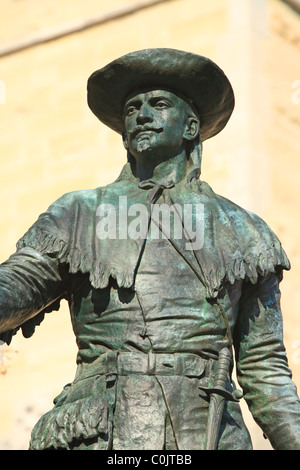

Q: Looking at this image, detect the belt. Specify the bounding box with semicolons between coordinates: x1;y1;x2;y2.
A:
74;351;215;383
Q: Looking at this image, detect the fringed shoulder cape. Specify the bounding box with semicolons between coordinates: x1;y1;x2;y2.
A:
0;166;290;343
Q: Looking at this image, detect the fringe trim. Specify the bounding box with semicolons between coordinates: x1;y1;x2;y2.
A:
17;227;135;290
17;224;290;301
0;298;62;345
204;247;290;299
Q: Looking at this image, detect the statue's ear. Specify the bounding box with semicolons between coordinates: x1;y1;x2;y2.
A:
122;131;129;150
183;117;200;141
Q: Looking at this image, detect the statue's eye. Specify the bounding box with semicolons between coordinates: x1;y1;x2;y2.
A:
126;105;137;115
155;100;168;108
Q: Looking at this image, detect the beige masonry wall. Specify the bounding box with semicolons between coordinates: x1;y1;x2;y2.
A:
0;0;299;450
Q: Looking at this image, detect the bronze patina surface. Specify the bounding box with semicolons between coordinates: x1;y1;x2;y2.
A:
0;49;299;450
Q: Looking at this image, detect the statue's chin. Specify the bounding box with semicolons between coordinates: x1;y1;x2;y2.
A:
136;138;152;154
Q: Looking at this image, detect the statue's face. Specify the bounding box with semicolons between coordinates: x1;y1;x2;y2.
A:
123;89;199;160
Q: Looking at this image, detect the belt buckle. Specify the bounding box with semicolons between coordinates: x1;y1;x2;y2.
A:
175;353;205;377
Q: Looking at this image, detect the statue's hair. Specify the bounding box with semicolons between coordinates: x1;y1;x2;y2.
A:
186;134;203;183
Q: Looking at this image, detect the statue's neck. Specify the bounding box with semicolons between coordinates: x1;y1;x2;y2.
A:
134;150;188;184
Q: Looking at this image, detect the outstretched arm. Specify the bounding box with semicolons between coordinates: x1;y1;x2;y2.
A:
235;272;300;450
0;246;67;344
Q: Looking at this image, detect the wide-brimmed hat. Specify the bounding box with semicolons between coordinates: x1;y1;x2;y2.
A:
87;48;234;141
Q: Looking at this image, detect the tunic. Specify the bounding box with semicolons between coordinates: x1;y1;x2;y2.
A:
0;164;299;450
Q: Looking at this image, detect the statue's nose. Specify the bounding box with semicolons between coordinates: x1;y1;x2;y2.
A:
136;103;153;124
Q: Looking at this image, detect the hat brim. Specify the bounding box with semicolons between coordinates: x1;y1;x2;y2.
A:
87;48;234;142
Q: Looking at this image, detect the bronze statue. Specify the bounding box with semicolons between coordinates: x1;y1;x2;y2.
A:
0;48;300;450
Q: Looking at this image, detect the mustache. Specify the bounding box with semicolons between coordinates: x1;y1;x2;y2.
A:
129;125;163;138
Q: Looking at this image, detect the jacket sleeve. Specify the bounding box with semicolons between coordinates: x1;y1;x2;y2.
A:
235;272;300;450
0;246;67;345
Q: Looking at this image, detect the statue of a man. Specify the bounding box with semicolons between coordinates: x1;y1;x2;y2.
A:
1;49;300;450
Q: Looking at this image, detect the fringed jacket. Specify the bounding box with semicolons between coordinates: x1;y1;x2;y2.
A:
0;163;299;450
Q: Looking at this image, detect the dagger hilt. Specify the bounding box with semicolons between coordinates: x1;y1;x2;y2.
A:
199;347;243;402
